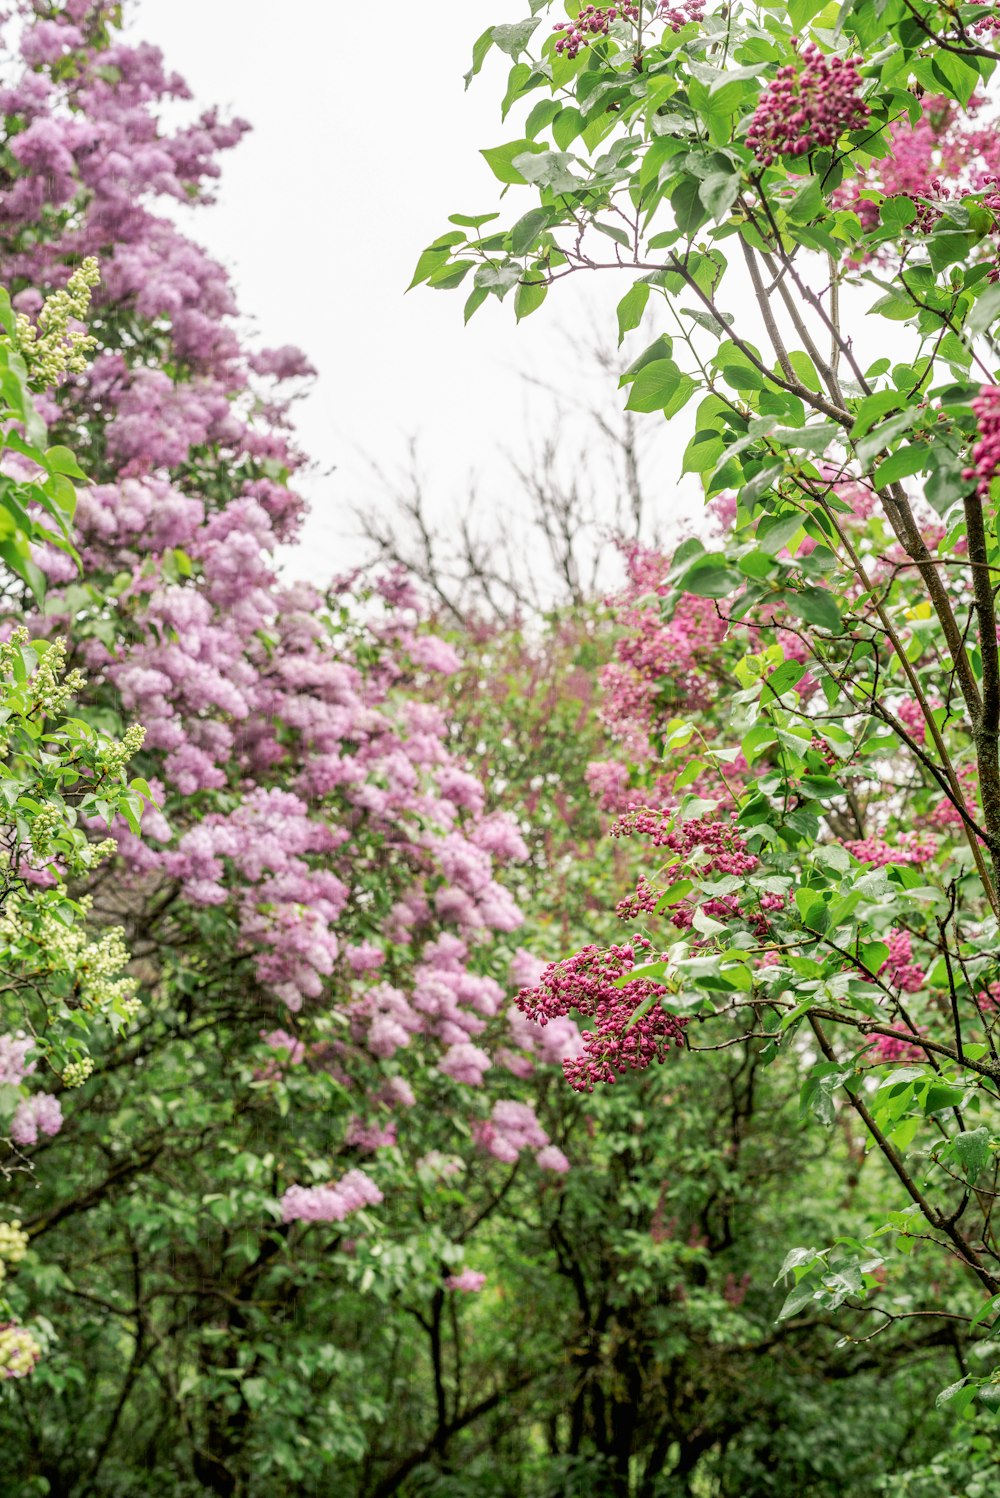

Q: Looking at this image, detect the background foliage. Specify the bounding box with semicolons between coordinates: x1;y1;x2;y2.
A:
4;1;1000;1495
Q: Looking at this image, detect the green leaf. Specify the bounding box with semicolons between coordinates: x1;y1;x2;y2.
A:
513;149;580;194
677;553;741;598
765;659;808;698
931;49;980;107
44;446;88;481
624;359;681;414
850;389;903;438
879;195;917;230
514;279;547;321
936;1378;977;1419
872;445;931;488
758;511;805;556
868;291;915;323
409;233;463;290
502;63;533;121
510;207;552;256
788;0;830;26
465;27;495;89
481;139;545;185
951;1127;991;1183
967;282;1000;336
785;587;841;633
464;287;489;323
525;98;561;139
617;283;650;346
699;170;741;222
491;19;540;59
661;373;695;419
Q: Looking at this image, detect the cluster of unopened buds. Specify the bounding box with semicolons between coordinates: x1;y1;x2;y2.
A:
967;0;1000;37
912;175;950;234
746;39;870;167
612;807;759;878
0;1220;28;1287
615;874;663;920
809;735;838;769
553;4;639;57
11;256;100;388
0;1321;41;1380
517;936;687;1091
658;0;704;28
963;385;1000;495
62;1055;94;1087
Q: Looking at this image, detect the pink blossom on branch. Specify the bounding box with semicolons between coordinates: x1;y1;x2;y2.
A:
279;1169;383;1226
9;1093;63;1147
746;40;870;168
444;1269;486;1292
517;938;687;1092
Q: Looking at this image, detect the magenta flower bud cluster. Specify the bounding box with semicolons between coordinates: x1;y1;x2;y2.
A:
842;831;938;867
968;0;1000;37
746;40;870;167
611;808;760;878
553;4;639;58
658;0;705;29
877;928;925;994
516;938;687;1092
866;1029;927;1065
963;385;1000;496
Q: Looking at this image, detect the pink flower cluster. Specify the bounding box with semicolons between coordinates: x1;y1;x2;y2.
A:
517;938;687;1091
612;809;759;878
280;1168;384;1226
658;0;705;29
444;1269;486;1293
878;929;925;994
0;1033;35;1086
345;1117;397;1153
473;1099;570;1171
746;40;870;167
553;4;638;58
843;832;938;867
865;1030;927;1065
9;1093;63;1147
0;5;558;1214
835;91;1000;251
964;386;1000;496
599;545;729;768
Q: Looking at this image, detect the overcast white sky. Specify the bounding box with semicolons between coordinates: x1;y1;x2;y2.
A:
129;0;651;585
127;2;902;589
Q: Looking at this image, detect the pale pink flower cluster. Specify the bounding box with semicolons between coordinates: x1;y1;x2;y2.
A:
344;1117;397;1153
9;1093;63;1147
0;1033;35;1086
473;1098;568;1171
444;1269;486;1292
280;1168;383;1225
0;4;573;1219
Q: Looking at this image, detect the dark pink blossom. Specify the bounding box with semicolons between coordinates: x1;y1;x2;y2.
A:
747;40;870;168
517;938;687;1091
